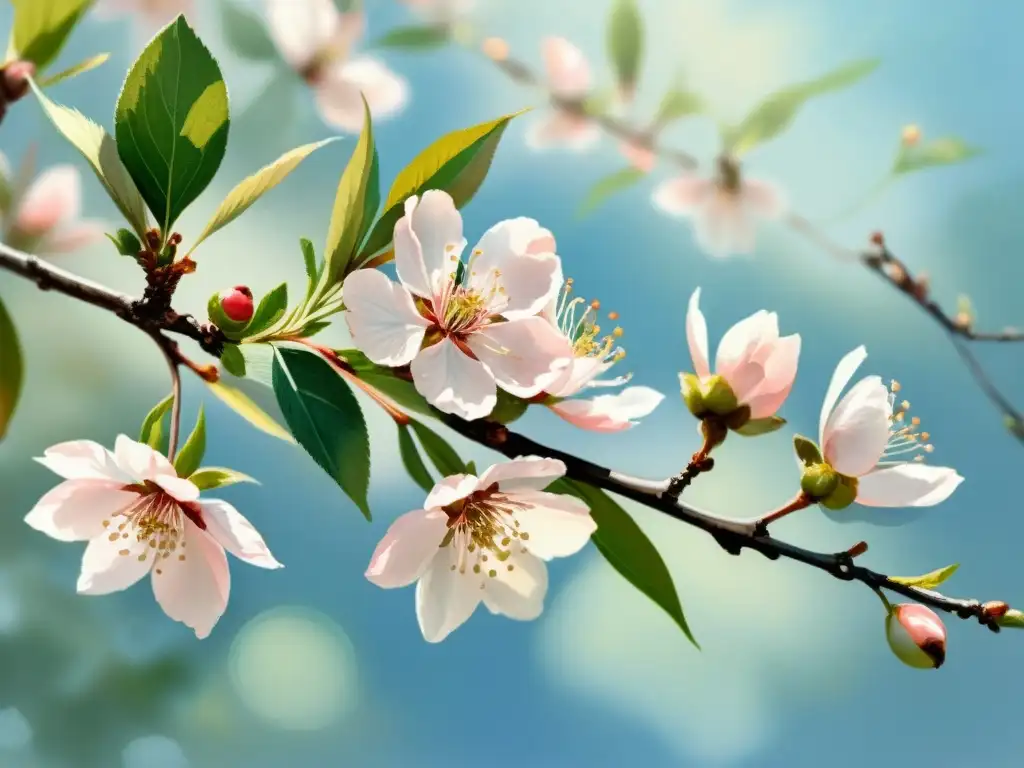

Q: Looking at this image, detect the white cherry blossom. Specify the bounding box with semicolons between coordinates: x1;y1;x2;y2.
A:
526;37;600;152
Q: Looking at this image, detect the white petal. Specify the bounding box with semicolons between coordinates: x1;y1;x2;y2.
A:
714;310;772;378
77;527;152;595
819;345;868;445
545;355;614;398
38;220;105;255
410;338;497;420
468;317;572;398
525;112;600;152
152;523;230;640
342;269;429;366
114;435;175;481
694;194;756;257
542;37;591;97
415;545;483;642
856;464;964;508
153;475;200;503
336;58;408;119
481;550;548;621
685;288;711;379
15;165;80;235
508;490;595;559
424;473;479;510
199;499;282;569
652;176;715;217
549;386;664;432
741;178;787;219
365;508;449;588
25;480;137;542
477;457;567;493
313;72;364;133
266;0;339;69
822;376;891;477
35;439;126;481
469;218;562;320
394;191;466;299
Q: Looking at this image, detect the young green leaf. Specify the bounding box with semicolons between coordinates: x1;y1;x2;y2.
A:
889;563;959;590
114;15;230;234
218;0;279;60
173;406;207;477
188;466;258;491
206;378;294;443
300;238;319;300
577;167;646;217
408;417;467;477
554;478;698;648
35;52;109;88
0;295;24;440
138;392;174;453
357;110;525;263
397;423;435;493
190;139;337;253
242;283;288;337
653;85;703;127
30;82;150;238
271;347;372;520
997;609;1024;630
793;434;823;466
734;416;786;437
11;0;94;72
372;25;451;50
220;343;246;377
892;137;981;176
606;0;644;97
464;460;477;475
106;227;142;256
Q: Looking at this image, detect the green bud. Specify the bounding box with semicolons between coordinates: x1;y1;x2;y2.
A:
105;228;142;257
207;291;250;340
793;434;824;467
679;372;706;416
701;374;738;416
819;474;859;510
800;462;839;499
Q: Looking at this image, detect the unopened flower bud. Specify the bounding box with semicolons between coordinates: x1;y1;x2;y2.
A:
901;124;921;146
700;374;738;416
982;601;1009;620
818;473;858;510
208;286;254;338
481;37;509;61
885;603;946;669
800;462;839;499
679;372;706;416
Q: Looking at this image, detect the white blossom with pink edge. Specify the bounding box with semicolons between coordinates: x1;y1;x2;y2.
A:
266;0;408;133
24;436;282;639
685;287;800;420
817;346;963;508
526;37;601;152
539;278;664;432
342;190;572;420
0;155;104;256
653;157;786;258
365;457;595;643
93;0;195;29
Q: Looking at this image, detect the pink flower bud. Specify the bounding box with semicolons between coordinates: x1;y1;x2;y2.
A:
1;61;35;102
885;603;947;669
218;286;254;323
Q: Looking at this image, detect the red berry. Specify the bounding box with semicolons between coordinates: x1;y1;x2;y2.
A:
219;286;254;323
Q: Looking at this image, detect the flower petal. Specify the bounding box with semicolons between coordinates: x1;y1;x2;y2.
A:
467;317;572;398
266;0;338;69
652;176;715;217
548;386;664;432
542;37;591;97
619;140;656;173
425;473;479;510
481;550;548;621
715;310;773;380
469;218;562;320
35;439;125;481
77;526;152;595
856;464;964;508
153;475;200;503
525;112;600;152
744;334;801;419
411;338;497;419
25;480;137;542
152;523;230;639
545;355;614;399
199;499;283;569
694;194;756;257
39;220;105;255
685;288;711;379
741;178;787;219
477;457;566;493
312;73;364;133
415;545;483;642
336;58;408;119
821;373;890;477
342;269;429;366
365;508;449;588
114;434;175;481
819;345;867;445
508;490;595;559
15;165;80;235
394;191;466;299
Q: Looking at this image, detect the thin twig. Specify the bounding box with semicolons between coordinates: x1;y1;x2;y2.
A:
152;334;183;461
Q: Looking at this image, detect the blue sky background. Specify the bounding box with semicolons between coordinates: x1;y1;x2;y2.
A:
1;1;1023;766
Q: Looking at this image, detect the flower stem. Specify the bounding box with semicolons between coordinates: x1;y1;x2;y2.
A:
753;492;813;534
298;340;410;426
663;426;719;499
153;334;183;462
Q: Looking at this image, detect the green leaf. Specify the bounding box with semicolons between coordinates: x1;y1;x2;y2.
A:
892;136;981;176
173;406;206;477
793;434;823;467
734;416;786;437
0;159;12;215
138;392;174;453
997;609;1024;630
464;460;477;475
889;563;959;590
725;58;880;155
35;52;109;88
577;167;646;218
300;238;319;301
408;417;467;477
188;466;257;491
271;346;372;519
218;0;278;60
397;423;435;493
114;15;230;235
0;295;24;440
220;343;246;377
30;82;150;238
242;283;288;337
190;139;336;253
372;25;451;50
555;478;698;648
338;349;436;417
489;389;530;424
653;85;703;126
11;0;93;71
606;0;644;96
357;110;525;263
106;227;142;256
206;378;294;443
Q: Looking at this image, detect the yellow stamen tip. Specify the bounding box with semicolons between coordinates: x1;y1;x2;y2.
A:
607;311;619;320
612;327;623;338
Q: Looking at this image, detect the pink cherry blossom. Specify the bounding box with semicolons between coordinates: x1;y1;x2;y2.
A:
818;345;963;507
0;156;104;256
342;190;572;420
539;277;663;432
24;436;282;639
653;157;785;258
267;0;408;133
93;0;195;28
526;37;600;152
365;457;595;642
619;139;656;173
685;287;800;419
886;603;946;669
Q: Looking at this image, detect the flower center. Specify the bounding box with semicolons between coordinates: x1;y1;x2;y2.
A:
428;246;506;338
103;484;205;573
440;484;532;581
879;380;934;465
715;155;742;194
552;278;627;369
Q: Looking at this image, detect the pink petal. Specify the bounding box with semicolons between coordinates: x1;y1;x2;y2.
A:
114;435;175;481
77;527;152;595
741;178;786;220
266;0;339;70
313;72;364;133
545;355;614;398
856;464;963;508
414;544;483;642
15;165;80;235
336;57;408;120
424;473;479;510
714;310;774;382
151;523;230;639
549;386;664;432
342;269;429;366
619;140;655;173
153;475;200;503
507;490;595;559
542;37;591;97
822;376;891;478
35;439;125;481
469;218;562;320
468;317;572;398
200;499;283;569
818;346;868;445
652;176;715;217
39;220;105;255
694;193;756;257
410;338;497;420
744;334;801;419
365;508;449;588
481;550;548;620
25;480;138;542
394;191;466;299
477;457;567;493
331;10;366;53
525;112;601;152
685;288;711;380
